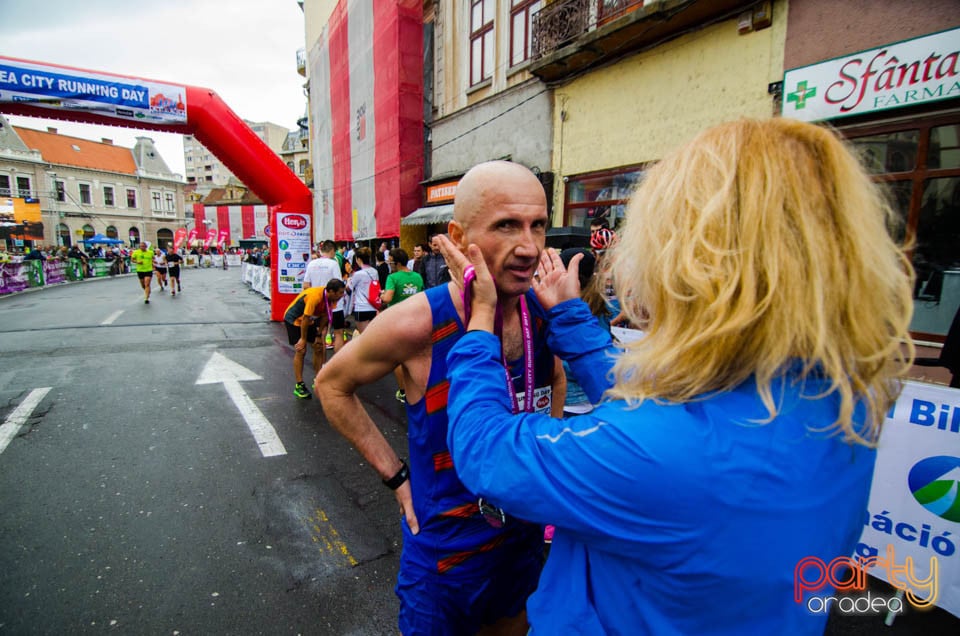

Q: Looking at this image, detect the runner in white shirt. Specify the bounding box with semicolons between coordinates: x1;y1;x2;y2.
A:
304;240;346;355
153;248;169;292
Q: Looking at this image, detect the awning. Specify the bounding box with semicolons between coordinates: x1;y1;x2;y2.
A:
401;204;454;226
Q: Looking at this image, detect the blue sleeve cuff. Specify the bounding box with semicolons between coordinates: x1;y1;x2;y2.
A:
546;298;617;402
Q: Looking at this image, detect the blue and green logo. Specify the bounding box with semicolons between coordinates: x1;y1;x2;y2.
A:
909;456;960;523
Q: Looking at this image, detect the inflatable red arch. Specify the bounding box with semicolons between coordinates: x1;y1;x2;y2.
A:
0;55;311;320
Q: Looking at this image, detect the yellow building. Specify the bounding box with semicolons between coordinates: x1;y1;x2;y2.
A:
530;0;785;231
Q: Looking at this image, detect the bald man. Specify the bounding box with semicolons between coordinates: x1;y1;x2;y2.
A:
316;161;565;636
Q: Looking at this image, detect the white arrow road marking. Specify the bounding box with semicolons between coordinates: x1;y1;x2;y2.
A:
196;352;286;457
0;387;52;456
101;310;124;325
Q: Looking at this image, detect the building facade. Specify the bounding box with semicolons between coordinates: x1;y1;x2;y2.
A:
183;120;292;194
411;0;553;242
527;0;783;233
779;0;960;341
0;116;185;250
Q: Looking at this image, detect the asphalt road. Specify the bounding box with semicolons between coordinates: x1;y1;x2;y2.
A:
2;268;958;635
0;268;407;635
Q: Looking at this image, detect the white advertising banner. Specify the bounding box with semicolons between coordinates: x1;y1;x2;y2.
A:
0;57;187;124
348;0;377;241
310;31;336;243
275;212;312;295
782;27;960;122
856;380;960;618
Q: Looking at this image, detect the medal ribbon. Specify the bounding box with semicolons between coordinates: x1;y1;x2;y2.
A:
462;265;534;414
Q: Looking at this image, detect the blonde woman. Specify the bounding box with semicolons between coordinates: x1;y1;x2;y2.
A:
441;118;914;634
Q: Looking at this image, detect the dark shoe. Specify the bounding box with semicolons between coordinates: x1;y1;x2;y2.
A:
144;298;150;304
294;383;312;399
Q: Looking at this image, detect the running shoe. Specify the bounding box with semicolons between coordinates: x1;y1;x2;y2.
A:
144;298;150;304
171;290;176;297
395;389;406;403
294;382;312;399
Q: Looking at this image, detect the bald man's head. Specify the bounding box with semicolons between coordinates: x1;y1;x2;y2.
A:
452;161;546;233
447;161;549;299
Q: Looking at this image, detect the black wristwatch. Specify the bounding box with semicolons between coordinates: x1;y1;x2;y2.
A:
382;459;409;490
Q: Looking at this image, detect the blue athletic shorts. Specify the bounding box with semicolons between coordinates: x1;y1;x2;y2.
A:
396;543;542;636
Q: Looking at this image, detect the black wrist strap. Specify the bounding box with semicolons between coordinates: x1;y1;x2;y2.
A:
382;459;409;490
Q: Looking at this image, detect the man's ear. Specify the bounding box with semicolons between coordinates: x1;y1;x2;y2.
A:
447;220;465;249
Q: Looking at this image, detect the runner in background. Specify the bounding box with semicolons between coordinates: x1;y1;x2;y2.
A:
381;248;424;402
153;247;168;292
131;242;154;304
166;247;183;296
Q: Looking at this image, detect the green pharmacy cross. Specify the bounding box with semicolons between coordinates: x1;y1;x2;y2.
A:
787;80;817;110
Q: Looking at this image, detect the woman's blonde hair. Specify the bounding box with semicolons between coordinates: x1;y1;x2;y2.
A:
607;118;915;445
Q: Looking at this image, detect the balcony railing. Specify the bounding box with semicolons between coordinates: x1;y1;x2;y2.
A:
531;0;592;61
531;0;646;60
599;0;646;25
530;0;753;83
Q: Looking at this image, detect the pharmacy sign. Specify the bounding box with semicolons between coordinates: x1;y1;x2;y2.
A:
782;27;960;122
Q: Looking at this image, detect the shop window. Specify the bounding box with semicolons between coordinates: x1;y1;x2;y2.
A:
846;115;960;340
928;125;960;170
850;130;919;175
105;226;118;239
564;165;646;230
57;223;71;247
82;224;95;240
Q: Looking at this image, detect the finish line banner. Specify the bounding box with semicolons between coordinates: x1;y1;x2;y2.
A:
856;380;960;618
0;57;187;124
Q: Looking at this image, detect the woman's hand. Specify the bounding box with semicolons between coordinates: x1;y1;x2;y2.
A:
533;247;583;310
437;236;496;332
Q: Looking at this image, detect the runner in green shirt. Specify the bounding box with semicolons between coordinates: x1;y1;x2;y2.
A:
130;242;155;304
382;248;424;401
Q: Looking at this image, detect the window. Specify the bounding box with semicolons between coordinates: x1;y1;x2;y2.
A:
846;117;960;340
564;164;647;230
105;226;118;239
164;192;175;212
78;183;92;205
55;181;65;202
0;175;9;196
510;0;540;67
126;188;138;208
151;191;162;211
16;176;31;198
103;185;115;207
299;159;309;175
470;0;495;86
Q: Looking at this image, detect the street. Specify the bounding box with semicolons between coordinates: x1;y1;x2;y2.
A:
0;269;406;635
2;269;959;636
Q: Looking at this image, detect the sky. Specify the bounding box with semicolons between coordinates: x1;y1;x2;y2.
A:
1;0;308;176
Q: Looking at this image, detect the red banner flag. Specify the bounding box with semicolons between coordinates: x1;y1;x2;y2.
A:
173;227;188;251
